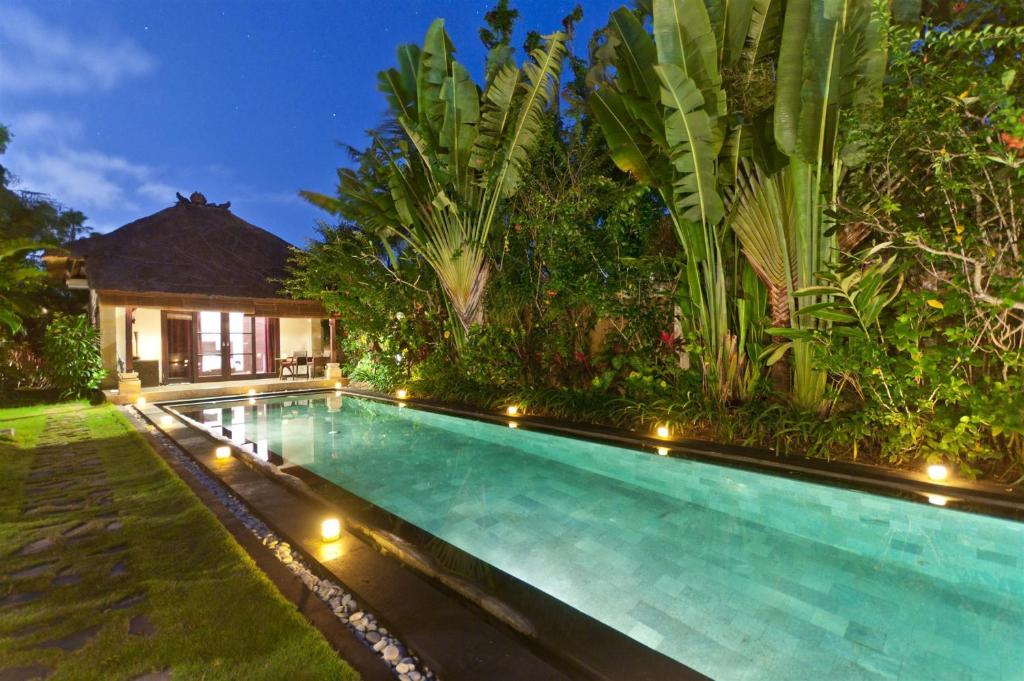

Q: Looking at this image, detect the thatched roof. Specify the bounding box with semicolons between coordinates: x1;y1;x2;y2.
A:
70;193;295;300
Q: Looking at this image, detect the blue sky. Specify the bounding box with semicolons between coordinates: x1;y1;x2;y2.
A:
0;0;621;245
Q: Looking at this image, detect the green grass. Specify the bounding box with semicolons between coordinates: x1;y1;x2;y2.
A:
0;402;360;680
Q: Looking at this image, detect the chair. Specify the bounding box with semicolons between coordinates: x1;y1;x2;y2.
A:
278;351;310;380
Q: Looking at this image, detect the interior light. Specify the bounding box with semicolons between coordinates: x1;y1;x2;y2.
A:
136;396;147;407
657;447;669;456
321;518;341;542
656;424;671;439
927;494;949;507
506;405;520;417
215;446;231;459
396;388;409;400
926;464;949;482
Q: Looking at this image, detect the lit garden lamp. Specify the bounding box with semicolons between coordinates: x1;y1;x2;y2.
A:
508;421;519;429
159;414;174;427
396;388;409;400
247;388;257;396
334;381;343;390
657;447;669;457
321;517;342;543
136;396;147;407
926;464;949;482
506;405;521;417
656;424;671;439
215;446;231;460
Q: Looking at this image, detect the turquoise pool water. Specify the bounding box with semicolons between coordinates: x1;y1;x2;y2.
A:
177;392;1024;681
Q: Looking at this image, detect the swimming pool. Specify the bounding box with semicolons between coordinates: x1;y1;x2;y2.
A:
174;391;1024;681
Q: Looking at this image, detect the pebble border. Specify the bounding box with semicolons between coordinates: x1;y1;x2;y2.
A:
127;407;437;681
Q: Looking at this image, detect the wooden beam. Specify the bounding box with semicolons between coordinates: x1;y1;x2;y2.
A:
95;290;327;318
125;306;135;373
328;316;337;364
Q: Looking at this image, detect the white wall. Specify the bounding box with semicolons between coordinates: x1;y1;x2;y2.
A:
280;317;314;356
133;308;162;362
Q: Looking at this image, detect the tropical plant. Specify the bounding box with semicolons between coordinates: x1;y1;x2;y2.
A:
40;313;106;399
587;0;781;403
303;20;566;338
724;0;891;411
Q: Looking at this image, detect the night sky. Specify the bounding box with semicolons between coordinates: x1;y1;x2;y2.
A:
0;0;621;245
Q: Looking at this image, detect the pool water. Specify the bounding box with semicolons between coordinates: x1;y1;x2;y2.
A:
177;392;1024;681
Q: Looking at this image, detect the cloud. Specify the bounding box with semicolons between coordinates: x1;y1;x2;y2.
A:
9;146;151;210
0;6;155;95
137;182;182;202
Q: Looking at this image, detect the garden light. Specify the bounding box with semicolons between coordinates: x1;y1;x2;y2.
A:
159;415;173;427
508;421;519;429
657;447;669;456
136;396;147;407
926;464;949;482
215;446;231;459
927;494;949;507
335;381;342;389
247;388;257;396
506;405;520;417
396;388;409;400
321;518;341;542
656;424;671;439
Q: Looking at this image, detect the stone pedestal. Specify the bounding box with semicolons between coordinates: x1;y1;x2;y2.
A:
325;363;344;381
117;372;142;401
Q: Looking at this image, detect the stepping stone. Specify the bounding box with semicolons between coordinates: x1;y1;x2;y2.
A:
8;622;50;639
36;624;102;652
111;593;146;610
110;561;129;577
128;614;156;636
63;521;103;539
0;427;14;437
51;569;80;587
0;591;42;608
10;561;57;580
16;538;55;556
92;543;127;557
130;671;171;681
0;665;51;681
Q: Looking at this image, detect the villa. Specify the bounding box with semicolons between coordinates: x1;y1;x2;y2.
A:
54;192;334;391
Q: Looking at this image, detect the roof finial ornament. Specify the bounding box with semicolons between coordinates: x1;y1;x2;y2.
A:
189;191;207;205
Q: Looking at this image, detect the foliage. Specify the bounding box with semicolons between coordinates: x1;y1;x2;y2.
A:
302;19;566;336
39;313;106;399
292;1;1024;482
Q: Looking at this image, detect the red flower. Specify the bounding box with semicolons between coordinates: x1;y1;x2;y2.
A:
1002;132;1024;152
951;2;966;11
546;289;557;297
659;330;675;348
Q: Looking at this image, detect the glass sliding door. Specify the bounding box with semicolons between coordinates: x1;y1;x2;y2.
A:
194;311;278;382
162;312;194;383
197;311;226;379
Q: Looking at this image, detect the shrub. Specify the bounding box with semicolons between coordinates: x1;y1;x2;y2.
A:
40;313;106;399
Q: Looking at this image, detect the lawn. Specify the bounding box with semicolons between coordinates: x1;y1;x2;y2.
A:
0;401;359;681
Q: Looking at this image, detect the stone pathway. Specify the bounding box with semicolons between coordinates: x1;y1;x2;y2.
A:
1;413;160;681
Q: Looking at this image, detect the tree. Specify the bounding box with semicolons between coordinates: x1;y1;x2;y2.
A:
303;20;566;338
0;124;88;335
587;0;780;403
